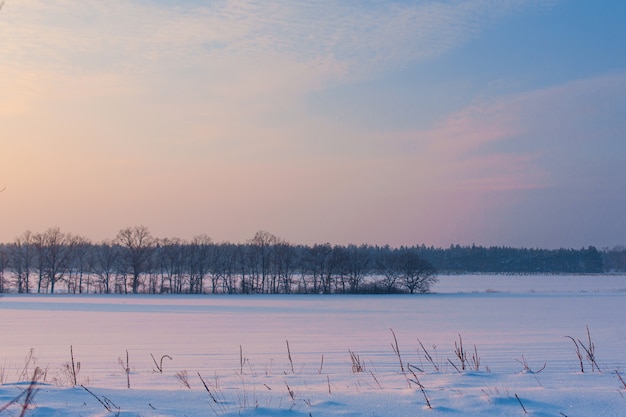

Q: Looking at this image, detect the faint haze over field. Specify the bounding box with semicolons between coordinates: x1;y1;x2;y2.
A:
1;0;625;248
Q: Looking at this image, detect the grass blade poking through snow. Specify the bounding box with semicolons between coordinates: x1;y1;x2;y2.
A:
286;340;295;374
64;345;80;386
81;385;120;413
565;335;584;372
566;325;600;373
454;334;467;371
0;368;43;415
198;372;227;416
0;367;44;417
579;325;600;373
175;370;191;389
615;370;626;390
390;328;405;373
118;350;131;389
151;353;172;374
408;367;432;409
349;350;365;373
417;339;439;372
515;393;528;414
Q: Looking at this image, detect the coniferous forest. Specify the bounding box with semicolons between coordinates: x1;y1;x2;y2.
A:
0;226;622;295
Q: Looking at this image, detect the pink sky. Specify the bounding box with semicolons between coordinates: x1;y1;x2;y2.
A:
1;1;625;248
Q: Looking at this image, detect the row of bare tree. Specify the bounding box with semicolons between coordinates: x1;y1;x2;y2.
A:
0;227;438;295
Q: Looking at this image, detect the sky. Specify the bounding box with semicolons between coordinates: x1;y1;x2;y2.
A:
1;0;625;249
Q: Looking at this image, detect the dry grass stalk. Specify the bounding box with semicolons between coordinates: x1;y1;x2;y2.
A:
19;367;43;417
198;372;227;416
447;358;462;374
18;349;36;382
408;367;432;409
565;335;584;372
64;345;81;386
579;325;600;373
198;372;219;403
175;370;191;389
615;370;626;389
81;385;120;413
515;393;528;414
390;328;405;372
454;334;467;371
118;350;131;389
239;345;247;375
566;325;600;373
370;371;383;389
349;350;365;373
471;344;481;371
286;340;295;374
0;367;43;417
515;355;546;374
151;353;172;374
285;381;295;400
417;339;439;372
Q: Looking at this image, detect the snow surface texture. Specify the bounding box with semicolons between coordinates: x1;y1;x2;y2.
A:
1;275;625;416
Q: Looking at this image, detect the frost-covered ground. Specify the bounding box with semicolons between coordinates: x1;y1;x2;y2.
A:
1;274;625;416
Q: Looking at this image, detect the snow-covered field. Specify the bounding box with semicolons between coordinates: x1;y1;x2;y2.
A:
1;274;625;416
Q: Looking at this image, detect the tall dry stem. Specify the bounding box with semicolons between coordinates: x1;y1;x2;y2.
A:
0;367;43;417
417;339;439;372
286;340;295;374
390;328;404;372
118;350;131;388
349;350;365;373
151;353;172;374
454;334;467;371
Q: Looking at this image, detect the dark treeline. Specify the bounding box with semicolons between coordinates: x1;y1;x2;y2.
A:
0;227;437;295
0;226;621;295
415;244;606;274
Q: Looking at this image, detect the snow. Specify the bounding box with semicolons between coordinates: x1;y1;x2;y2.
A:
1;274;625;416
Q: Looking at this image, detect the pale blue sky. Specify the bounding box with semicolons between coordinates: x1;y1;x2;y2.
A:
1;0;625;248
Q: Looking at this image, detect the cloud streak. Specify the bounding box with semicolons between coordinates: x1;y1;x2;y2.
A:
2;1;560;81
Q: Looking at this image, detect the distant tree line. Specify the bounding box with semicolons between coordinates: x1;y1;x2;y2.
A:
0;227;621;295
0;227;437;295
414;244;606;274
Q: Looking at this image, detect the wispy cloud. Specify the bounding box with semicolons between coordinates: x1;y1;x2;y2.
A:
1;1;560;81
390;71;626;196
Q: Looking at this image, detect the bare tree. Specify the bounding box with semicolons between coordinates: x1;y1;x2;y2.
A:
66;235;92;293
212;243;238;294
248;231;278;293
187;234;213;294
156;237;186;294
345;244;370;293
39;227;72;294
115;226;155;294
9;231;35;293
398;248;437;294
32;232;46;293
274;240;297;294
376;246;402;293
0;244;8;293
304;243;333;294
92;241;119;294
